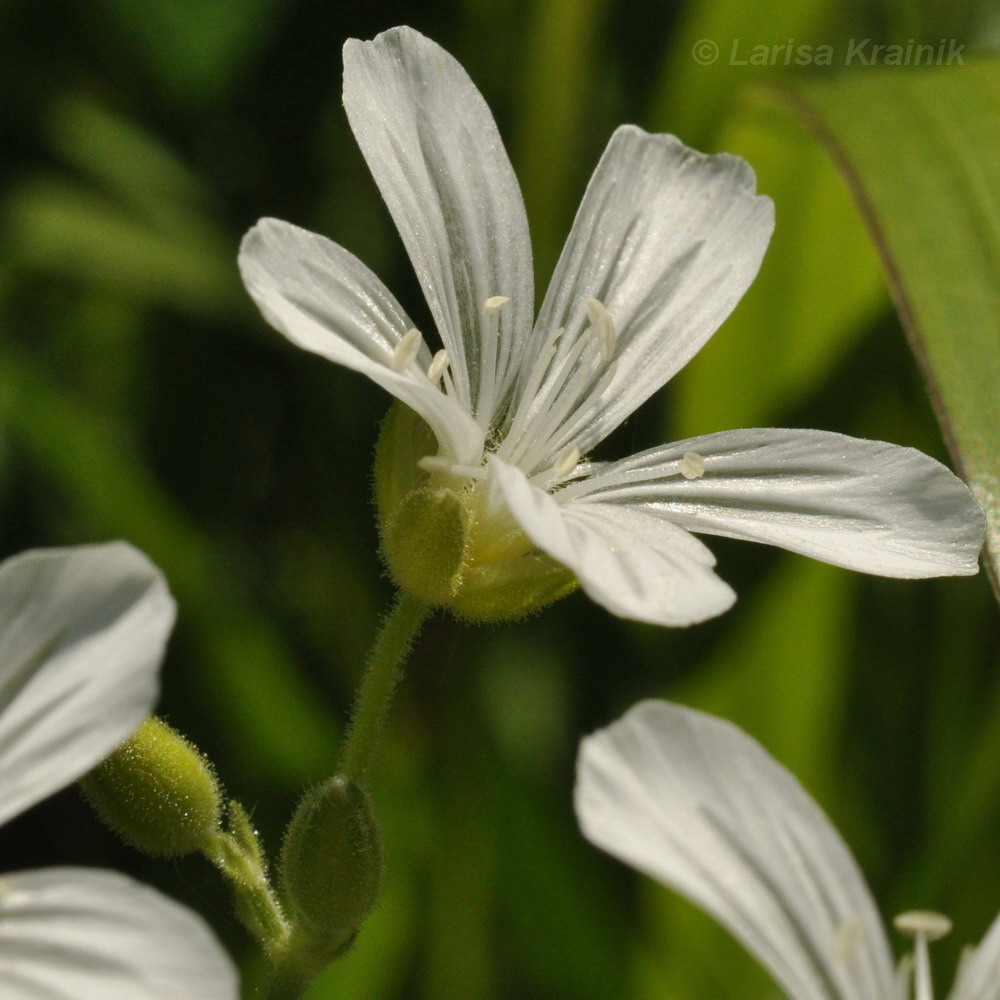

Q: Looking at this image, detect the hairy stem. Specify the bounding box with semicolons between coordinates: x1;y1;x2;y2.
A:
339;592;431;781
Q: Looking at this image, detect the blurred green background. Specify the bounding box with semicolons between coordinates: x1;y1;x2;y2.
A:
1;0;999;997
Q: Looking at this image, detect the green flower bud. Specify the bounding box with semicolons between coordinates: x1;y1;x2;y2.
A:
81;716;222;857
374;402;579;622
280;776;384;937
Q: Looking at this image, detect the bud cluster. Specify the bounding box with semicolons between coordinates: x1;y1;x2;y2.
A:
84;718;386;984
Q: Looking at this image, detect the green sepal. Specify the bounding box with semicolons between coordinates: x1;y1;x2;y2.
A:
382;486;469;604
450;552;577;622
81;715;222;857
373;401;436;527
279;775;384;938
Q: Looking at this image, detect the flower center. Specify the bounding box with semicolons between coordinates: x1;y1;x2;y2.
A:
409;295;622;488
894;910;952;1000
496;296;619;480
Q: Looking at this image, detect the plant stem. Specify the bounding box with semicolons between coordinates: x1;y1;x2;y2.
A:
204;829;290;957
339;592;430;781
260;964;309;1000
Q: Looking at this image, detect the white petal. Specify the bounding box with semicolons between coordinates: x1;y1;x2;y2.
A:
489;457;735;626
343;26;534;424
0;543;174;827
526;125;773;457
0;868;237;999
576;700;896;1000
563;428;985;578
950;910;1000;1000
240;218;484;465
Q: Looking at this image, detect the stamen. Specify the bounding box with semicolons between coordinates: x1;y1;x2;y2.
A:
584;297;618;361
501;327;564;454
427;349;450;383
417;456;486;480
895;910;952;1000
477;295;510;424
895;954;915;1000
510;329;601;467
536;360;618;469
678;452;706;480
418;455;451;475
553;444;580;479
391;328;423;372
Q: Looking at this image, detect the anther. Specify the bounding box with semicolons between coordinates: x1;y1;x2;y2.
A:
678;452;706;480
484;295;510;314
391;328;423;372
553;444;580;479
894;911;953;942
427;349;450;382
418;455;452;475
584;297;618;361
832;913;866;962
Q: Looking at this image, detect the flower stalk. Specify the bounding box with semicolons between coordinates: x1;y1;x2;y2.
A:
339;591;431;781
203;801;290;959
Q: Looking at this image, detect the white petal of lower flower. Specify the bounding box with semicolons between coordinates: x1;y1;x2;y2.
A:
240;218;485;466
950;910;1000;1000
564;428;985;578
0;543;174;828
0;868;237;999
490;458;735;626
343;25;534;424
526;125;773;459
576;701;896;1000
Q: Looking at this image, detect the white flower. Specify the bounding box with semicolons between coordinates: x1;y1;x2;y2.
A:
576;699;1000;1000
239;25;985;627
0;543;238;1000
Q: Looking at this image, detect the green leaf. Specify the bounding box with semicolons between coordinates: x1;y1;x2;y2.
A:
772;59;1000;599
671;91;886;437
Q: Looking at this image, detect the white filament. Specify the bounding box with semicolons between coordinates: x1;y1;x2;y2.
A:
477;295;510;424
501;297;620;475
418;455;486;480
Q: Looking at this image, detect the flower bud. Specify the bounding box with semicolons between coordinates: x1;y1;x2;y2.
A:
81;716;222;857
280;776;383;936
